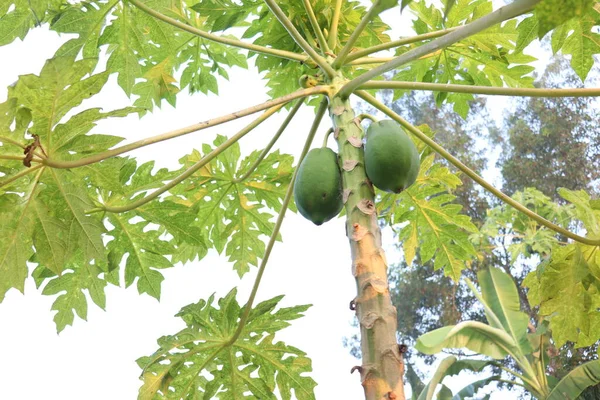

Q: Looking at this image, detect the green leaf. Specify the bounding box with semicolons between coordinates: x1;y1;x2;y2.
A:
477;268;533;354
51;0;118;61
378;150;478;280
548;4;600;81
534;0;596;38
0;183;37;301
42;262;107;332
137;290;316;399
0;0;61;46
169;136;294;276
523;243;600;347
452;375;501;399
547;360;600;399
9;56;110;143
106;212;174;300
415;321;518;359
416;356;496;400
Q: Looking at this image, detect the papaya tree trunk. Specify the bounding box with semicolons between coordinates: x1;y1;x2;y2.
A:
329;93;405;400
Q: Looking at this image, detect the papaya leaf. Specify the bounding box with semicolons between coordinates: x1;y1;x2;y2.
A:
137;289;316;399
0;0;61;46
524;243;600;347
378;151;478;280
50;0;117;61
547;360;600;400
534;0;596;38
415;321;518;360
169;135;294;276
0;179;37;301
548;3;600;81
395;0;536;113
42;262;108;333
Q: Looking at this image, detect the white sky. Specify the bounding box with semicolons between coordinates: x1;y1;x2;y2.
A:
0;2;553;399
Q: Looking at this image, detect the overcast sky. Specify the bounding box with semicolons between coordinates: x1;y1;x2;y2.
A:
0;2;552;399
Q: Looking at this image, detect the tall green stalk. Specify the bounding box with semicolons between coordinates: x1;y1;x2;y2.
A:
328;81;405;399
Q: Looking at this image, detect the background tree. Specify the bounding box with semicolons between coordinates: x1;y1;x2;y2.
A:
345;55;600;396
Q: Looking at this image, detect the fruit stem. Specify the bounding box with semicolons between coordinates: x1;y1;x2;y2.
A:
356;113;378;123
322;127;334;148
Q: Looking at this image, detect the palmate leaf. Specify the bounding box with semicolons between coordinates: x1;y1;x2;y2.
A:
169;135;294;277
377;148;478;280
74;156;207;297
514;1;600;81
0;55;143;330
0;0;62;46
523;188;600;347
40;262;108;332
524;243;600;347
535;0;596;38
137;289;316;400
393;0;536;116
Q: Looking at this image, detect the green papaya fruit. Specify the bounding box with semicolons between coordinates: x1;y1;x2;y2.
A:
293;147;344;225
364;120;420;193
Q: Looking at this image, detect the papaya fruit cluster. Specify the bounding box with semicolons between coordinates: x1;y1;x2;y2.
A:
293;120;420;225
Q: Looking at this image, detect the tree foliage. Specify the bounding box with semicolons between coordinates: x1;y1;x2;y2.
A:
2;0;600;398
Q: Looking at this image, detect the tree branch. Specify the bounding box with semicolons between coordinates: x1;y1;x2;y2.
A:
345;27;458;62
302;0;330;53
232;99;304;183
225;97;328;345
91;103;291;214
357;90;600;247
328;0;343;50
128;0;306;63
263;0;335;77
339;0;541;97
42;86;328;169
359;80;600;97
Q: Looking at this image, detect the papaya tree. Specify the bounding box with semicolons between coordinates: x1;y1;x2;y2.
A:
2;0;600;399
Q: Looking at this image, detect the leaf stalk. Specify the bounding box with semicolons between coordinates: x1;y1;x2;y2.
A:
225;97;329;346
128;0;306;62
345;27;459;62
42;86;328;169
96;103;289;214
263;0;336;77
339;0;542;97
359;80;600;97
232;99;305;183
